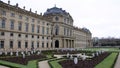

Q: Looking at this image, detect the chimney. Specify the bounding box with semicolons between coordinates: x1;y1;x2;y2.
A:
23;6;25;10
35;11;37;14
16;3;18;7
30;8;32;12
8;0;10;4
40;13;42;15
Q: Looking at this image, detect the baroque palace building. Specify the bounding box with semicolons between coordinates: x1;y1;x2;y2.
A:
0;1;92;52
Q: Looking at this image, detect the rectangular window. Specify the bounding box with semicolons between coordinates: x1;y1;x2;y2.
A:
25;23;29;32
18;22;22;31
42;36;44;39
1;32;5;36
0;41;4;48
25;34;28;38
11;13;15;17
32;19;35;22
37;42;39;48
1;19;5;28
18;34;21;37
42;22;45;25
10;20;14;30
19;15;22;19
37;26;40;33
47;37;48;39
2;10;6;15
25;41;28;48
10;33;13;36
37;20;40;24
18;41;21;48
31;41;34;48
25;17;29;21
67;28;69;36
70;30;72;36
37;36;39;39
51;28;52;35
47;23;49;26
31;24;34;32
47;28;49;34
64;28;66;35
42;27;44;34
42;42;44;48
32;35;34;38
10;41;13;48
47;43;48;48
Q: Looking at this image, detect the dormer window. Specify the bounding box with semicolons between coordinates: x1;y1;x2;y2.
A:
11;13;15;17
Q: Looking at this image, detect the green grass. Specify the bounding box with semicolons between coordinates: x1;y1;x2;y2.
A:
26;60;38;68
47;55;53;58
95;53;118;68
81;47;120;52
49;59;65;68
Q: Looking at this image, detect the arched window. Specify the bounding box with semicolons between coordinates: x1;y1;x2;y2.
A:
55;40;59;48
55;25;59;35
55;16;59;21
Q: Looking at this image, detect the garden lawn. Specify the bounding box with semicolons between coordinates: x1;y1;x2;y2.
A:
95;53;118;68
26;60;38;68
83;48;120;52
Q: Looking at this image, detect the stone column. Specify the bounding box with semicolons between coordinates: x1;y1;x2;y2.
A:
70;40;72;48
62;39;64;48
64;39;66;48
66;39;68;48
67;40;69;48
52;39;55;49
69;40;71;48
73;40;75;48
72;40;73;48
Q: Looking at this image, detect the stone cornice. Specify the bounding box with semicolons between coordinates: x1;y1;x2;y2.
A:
73;27;91;35
0;28;52;37
0;1;52;22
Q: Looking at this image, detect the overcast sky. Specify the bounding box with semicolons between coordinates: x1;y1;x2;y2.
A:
2;0;120;38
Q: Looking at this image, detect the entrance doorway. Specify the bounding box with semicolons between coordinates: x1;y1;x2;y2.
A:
55;40;59;48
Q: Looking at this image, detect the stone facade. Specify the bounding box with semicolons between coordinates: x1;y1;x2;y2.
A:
0;1;92;52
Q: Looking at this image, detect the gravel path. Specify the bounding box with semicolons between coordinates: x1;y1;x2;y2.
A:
38;60;50;68
38;55;63;68
114;53;120;68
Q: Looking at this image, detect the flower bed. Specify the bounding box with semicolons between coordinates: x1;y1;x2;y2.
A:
59;52;110;68
0;54;46;65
